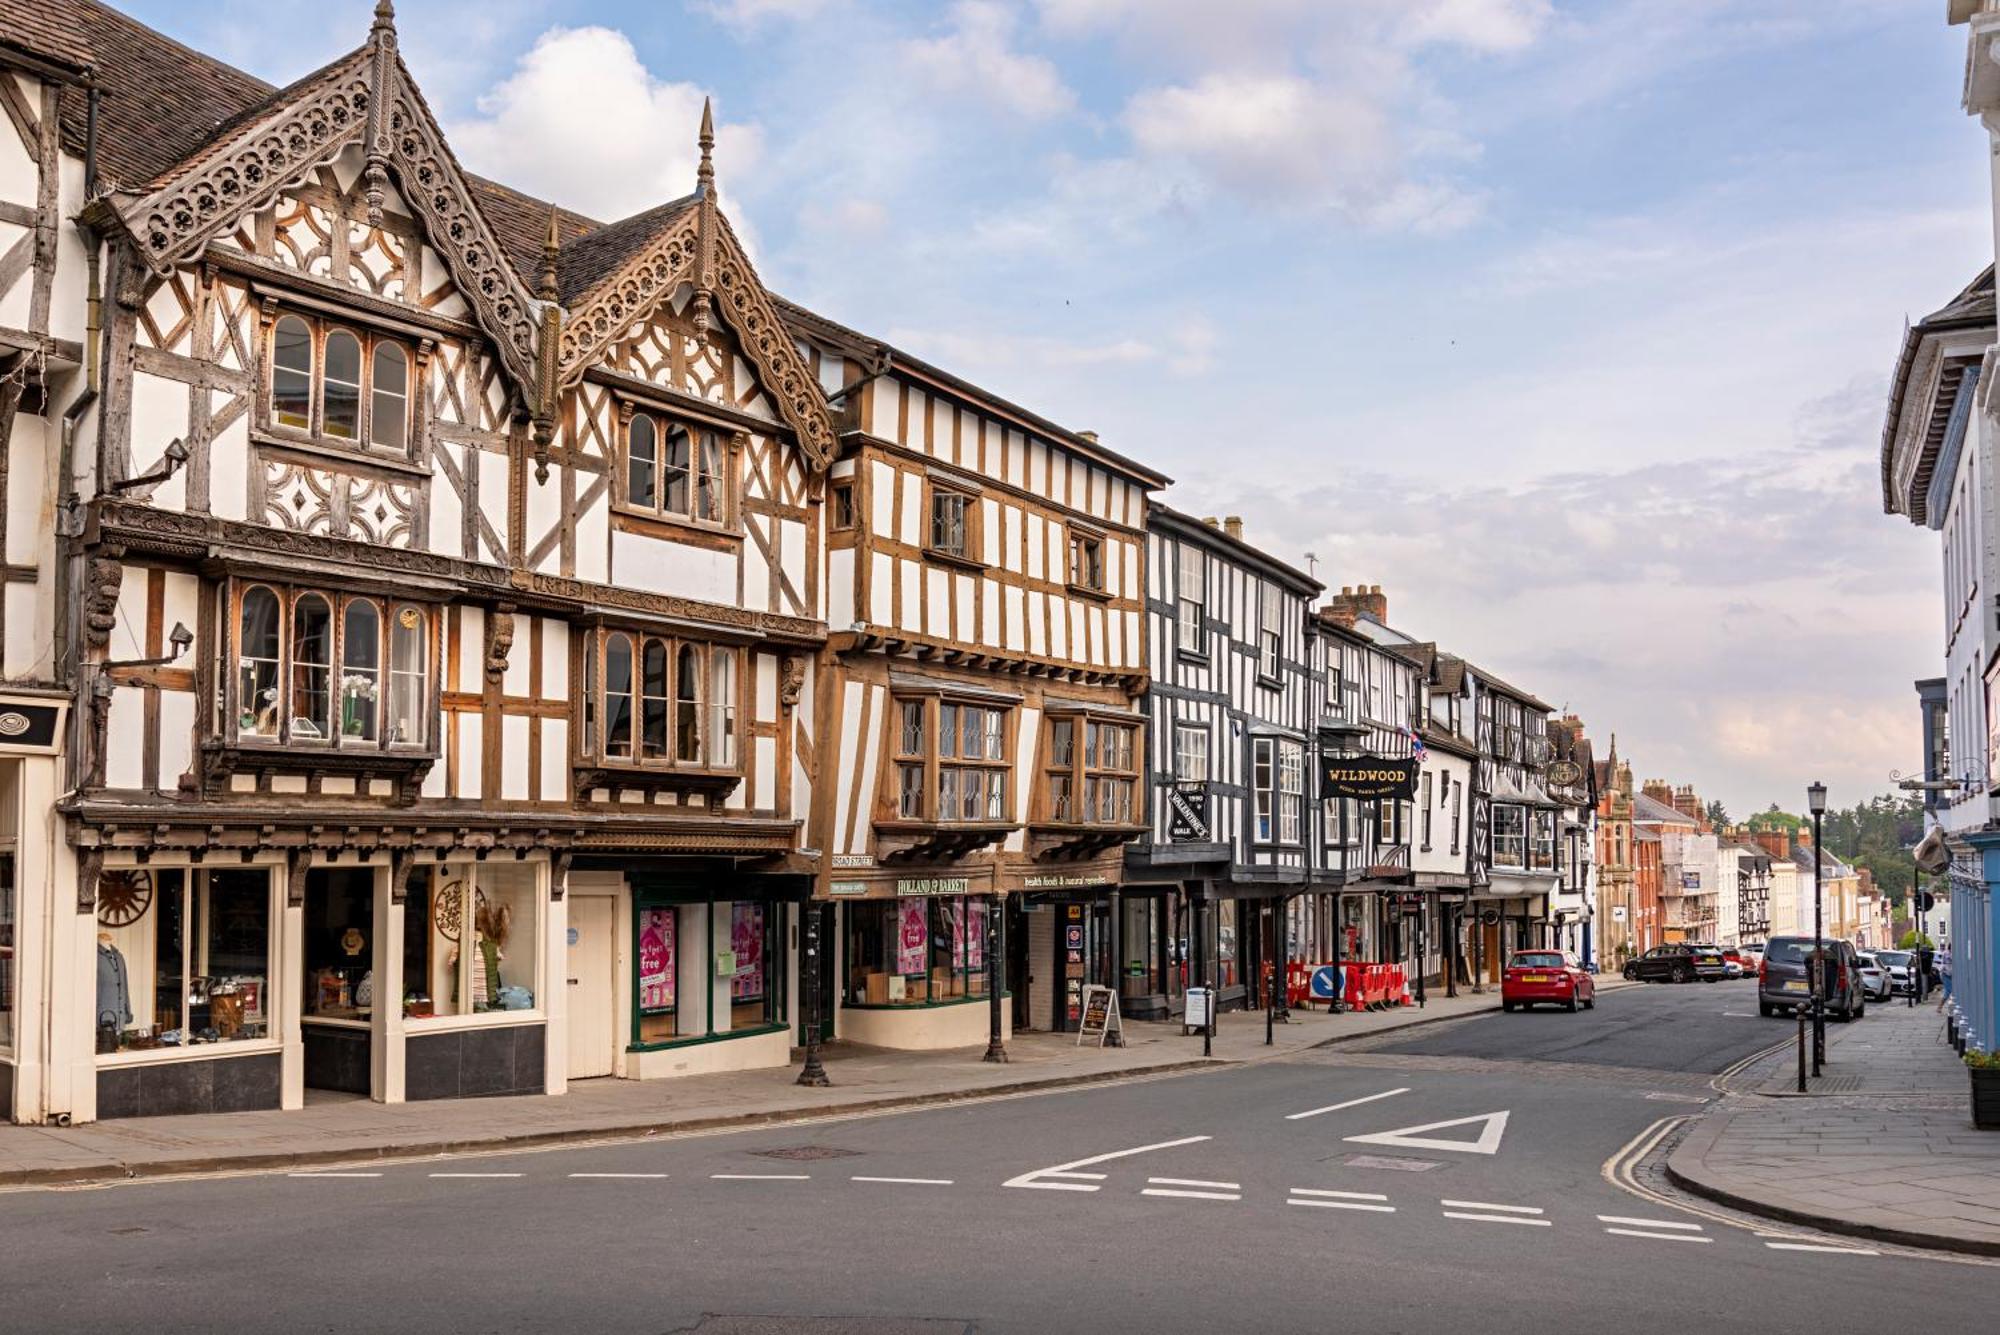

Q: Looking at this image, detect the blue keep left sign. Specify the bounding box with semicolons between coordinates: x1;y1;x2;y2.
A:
1309;965;1341;1000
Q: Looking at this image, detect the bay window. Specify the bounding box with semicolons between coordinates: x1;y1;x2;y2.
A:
1532;809;1557;871
1278;740;1303;843
228;582;431;748
1254;737;1303;844
1492;803;1526;868
267;312;413;455
581;628;739;771
1043;714;1139;825
891;695;1010;822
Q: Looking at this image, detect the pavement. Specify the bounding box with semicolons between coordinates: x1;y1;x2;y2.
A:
0;980;1529;1188
1667;993;2000;1255
6;977;1983;1335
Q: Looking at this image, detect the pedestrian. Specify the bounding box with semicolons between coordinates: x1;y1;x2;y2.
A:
1938;943;1952;1008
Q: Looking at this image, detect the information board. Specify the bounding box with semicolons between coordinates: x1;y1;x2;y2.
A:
1076;984;1122;1047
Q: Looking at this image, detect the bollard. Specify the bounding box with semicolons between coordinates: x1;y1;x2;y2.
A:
1796;1003;1807;1093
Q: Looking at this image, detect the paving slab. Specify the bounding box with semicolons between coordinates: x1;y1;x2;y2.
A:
1669;1000;2000;1255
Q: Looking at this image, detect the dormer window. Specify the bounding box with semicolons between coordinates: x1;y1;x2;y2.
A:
227;582;432;748
624;410;729;526
267;313;412;455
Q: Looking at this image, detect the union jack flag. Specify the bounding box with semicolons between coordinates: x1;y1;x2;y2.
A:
1403;725;1428;764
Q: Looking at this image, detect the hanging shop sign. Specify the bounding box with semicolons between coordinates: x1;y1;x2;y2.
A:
1167;783;1212;841
1546;760;1583;787
1320;754;1419;800
0;696;63;754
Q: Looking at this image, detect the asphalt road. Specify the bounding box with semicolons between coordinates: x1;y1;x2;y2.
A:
5;981;1995;1334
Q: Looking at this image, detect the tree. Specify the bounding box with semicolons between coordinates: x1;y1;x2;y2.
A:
1817;792;1927;906
1705;799;1730;828
1899;930;1934;950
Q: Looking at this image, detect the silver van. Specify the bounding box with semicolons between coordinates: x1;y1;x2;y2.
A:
1757;935;1865;1021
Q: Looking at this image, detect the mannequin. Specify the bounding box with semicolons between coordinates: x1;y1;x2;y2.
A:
96;930;132;1031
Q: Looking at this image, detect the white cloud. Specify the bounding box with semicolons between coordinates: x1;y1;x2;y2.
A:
688;0;835;29
883;316;1219;384
901;2;1076;120
447;26;762;221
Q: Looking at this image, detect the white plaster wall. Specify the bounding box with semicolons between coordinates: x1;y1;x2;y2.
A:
836;1000;1007;1050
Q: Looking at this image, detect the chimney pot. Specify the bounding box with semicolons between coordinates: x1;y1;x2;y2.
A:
1077;429;1098;442
1223;515;1244;540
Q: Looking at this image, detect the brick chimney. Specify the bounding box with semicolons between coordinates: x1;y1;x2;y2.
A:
1642;779;1674;806
1753;829;1789;859
1323;584;1387;626
1223;515;1244;541
1672;785;1703;826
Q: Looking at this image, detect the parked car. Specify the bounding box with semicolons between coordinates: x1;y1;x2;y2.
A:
1718;948;1745;979
1502;951;1595;1013
1875;949;1918;996
1758;935;1865;1020
1856;952;1892;1002
1740;943;1765;974
1623;943;1729;983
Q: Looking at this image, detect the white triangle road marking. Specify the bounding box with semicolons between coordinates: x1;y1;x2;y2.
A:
1345;1110;1510;1156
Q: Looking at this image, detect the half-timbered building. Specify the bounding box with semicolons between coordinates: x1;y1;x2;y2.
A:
1464;665;1559;985
1126;509;1317;1019
3;1;841;1123
788;306;1168;1043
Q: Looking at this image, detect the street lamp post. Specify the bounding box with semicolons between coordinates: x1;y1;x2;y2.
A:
1808;780;1827;1077
984;896;1008;1062
797;903;830;1087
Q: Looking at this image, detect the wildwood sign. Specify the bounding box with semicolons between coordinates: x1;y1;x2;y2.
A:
1320;754;1419;800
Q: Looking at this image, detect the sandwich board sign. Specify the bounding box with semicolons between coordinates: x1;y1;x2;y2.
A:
1076;984;1123;1047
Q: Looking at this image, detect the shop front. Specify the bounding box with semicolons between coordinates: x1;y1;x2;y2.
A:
1010;856;1159;1033
829;868;1007;1051
0;692;69;1125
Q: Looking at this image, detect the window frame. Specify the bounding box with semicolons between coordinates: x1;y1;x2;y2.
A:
887;693;1014;824
1175;543;1207;657
1258;582;1282;682
579;625;742;774
924;481;980;565
1040;710;1140;826
262;310;417;460
831;479;857;532
618;407;735;530
1067;527;1107;594
1173;722;1209;784
1492;802;1527;869
1420;771;1434;850
222;579;435;752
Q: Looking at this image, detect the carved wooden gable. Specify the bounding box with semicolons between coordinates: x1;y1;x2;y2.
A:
603;287;771;418
116;48;540;397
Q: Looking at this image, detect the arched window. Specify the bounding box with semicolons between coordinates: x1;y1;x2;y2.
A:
342;599;380;743
323;329;362;439
388;604;426;745
371;343;408;451
238;586;282;738
272;317;313;430
291;593;332;740
628;413;657;509
693;428;723;522
709;647;736;769
640;637;669;760
603;633;634;760
675;643;701;763
663;423;691;515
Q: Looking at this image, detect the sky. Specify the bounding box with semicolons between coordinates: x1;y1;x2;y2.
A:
122;0;1987;819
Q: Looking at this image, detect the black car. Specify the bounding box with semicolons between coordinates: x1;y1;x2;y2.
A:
1622;943;1728;984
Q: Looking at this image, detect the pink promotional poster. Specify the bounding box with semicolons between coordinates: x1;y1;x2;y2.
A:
638;908;674;1012
897;898;927;975
731;904;764;999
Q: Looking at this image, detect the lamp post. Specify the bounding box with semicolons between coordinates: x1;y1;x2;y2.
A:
1808;780;1827;1077
797;903;830;1087
984;896;1008;1062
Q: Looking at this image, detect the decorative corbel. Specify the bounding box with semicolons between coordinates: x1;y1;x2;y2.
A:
779;654;805;712
550;851;572;903
82;556;122;650
287;848;311;909
485;604;516;685
77;849;103;915
390;849;416;906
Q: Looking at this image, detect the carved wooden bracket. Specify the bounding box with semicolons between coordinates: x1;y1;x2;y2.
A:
550;852;572;902
287;848;311;908
486;604;516;685
83;556;122;650
778;654;804;711
77;848;103;915
390;849;416;906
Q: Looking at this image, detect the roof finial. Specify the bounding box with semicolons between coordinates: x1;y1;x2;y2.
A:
372;0;396;39
540;207;561;303
697;96;715;194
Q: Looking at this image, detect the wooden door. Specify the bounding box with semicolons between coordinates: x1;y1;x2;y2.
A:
566;895;617;1080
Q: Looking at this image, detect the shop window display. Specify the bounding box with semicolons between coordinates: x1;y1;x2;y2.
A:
630;897;782;1047
844;896;990;1007
303;868;376;1022
402;862;540;1019
94;868;273;1053
1215;900;1240;989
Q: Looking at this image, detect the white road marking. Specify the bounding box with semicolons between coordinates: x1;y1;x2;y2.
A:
1441;1199;1543;1215
1346;1110;1511;1156
1003;1134;1212;1193
287;1172;382;1179
852;1176;954;1186
1605;1228;1712;1243
569;1173;668;1179
710;1173;810;1181
1140;1188;1242;1201
1147;1177;1240;1190
1598;1215;1702;1230
429;1172;523;1179
1284;1088;1411;1121
1291;1188;1390;1201
1441;1211;1552;1227
1764;1242;1879;1255
1289;1198;1397;1213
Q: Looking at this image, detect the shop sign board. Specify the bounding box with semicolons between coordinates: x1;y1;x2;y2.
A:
1076;985;1123;1047
1546;760;1583;787
831;854;876;869
1167;783;1211;841
830;880;868;896
1021;873;1111;890
896;876;971;896
0;697;63;754
1681;872;1702;890
1321;754;1419;801
1184;986;1212;1031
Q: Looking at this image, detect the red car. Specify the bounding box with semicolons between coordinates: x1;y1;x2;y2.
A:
1501;951;1596;1013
